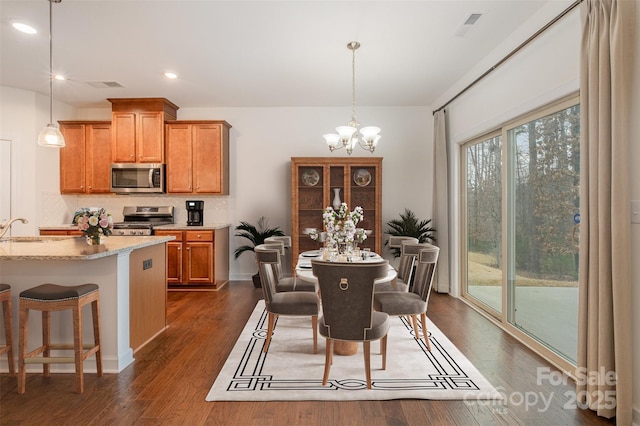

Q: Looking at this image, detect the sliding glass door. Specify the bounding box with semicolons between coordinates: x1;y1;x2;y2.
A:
462;96;580;365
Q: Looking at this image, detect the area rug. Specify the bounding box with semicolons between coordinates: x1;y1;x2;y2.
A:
206;301;502;401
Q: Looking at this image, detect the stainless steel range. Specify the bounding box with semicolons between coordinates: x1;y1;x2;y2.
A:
112;206;174;236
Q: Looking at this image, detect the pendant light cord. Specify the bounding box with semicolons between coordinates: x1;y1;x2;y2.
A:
48;0;53;124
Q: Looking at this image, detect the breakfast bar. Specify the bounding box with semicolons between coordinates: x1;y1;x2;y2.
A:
0;235;174;374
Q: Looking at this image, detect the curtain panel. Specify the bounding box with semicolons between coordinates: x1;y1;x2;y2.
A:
578;0;634;423
432;110;450;293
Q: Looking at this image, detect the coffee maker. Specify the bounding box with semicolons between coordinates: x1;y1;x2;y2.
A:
186;200;204;226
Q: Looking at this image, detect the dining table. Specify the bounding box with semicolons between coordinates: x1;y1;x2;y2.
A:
294;249;397;356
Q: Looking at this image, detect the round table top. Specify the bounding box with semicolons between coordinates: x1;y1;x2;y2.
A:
295;250;397;284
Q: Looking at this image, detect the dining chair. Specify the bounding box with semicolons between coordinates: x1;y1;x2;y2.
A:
373;245;439;351
376;237;420;292
264;236;293;276
311;259;390;389
261;240;317;292
255;244;319;354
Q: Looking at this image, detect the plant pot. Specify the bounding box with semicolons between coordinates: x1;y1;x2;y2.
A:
252;273;262;288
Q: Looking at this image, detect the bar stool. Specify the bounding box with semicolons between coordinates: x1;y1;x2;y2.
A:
0;284;15;376
18;283;102;394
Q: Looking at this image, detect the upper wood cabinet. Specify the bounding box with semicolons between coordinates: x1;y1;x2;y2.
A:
291;157;382;265
165;121;231;195
108;98;178;163
59;121;112;194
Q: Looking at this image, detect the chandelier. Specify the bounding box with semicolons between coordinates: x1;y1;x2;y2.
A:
37;0;65;148
323;41;380;155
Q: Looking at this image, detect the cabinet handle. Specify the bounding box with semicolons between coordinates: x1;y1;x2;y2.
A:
130;154;134;158
186;247;190;250
88;186;92;189
177;247;181;251
197;234;201;238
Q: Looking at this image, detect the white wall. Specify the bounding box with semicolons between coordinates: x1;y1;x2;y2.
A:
0;92;432;279
434;4;639;421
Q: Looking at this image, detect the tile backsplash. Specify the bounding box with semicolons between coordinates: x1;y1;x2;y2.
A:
41;193;230;225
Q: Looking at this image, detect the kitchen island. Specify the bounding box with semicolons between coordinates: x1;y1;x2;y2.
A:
0;235;174;374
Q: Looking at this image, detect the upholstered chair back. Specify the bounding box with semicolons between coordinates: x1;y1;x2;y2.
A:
312;260;388;341
411;245;440;304
254;244;280;306
264;236;293;277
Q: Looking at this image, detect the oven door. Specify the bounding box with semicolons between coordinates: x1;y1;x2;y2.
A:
111;163;165;193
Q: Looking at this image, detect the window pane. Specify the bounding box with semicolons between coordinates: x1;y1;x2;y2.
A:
466;135;502;313
507;104;580;363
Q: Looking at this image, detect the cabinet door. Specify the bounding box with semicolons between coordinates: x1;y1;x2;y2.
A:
86;123;111;193
137;112;164;163
111;112;136;162
59;124;86;193
185;242;213;284
193;123;222;193
165;123;193;193
165;241;183;284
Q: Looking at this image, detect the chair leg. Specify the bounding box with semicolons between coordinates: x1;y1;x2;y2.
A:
264;312;275;353
311;315;318;354
18;306;28;394
91;299;103;376
420;313;431;351
73;304;84;394
42;311;50;378
322;338;332;386
363;341;371;389
411;315;420;341
381;335;387;370
2;297;15;376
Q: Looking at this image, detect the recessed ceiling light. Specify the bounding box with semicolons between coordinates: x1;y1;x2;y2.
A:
54;74;66;81
12;22;37;34
164;72;178;79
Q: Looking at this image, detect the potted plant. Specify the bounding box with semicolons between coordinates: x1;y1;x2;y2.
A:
234;216;285;288
385;208;436;257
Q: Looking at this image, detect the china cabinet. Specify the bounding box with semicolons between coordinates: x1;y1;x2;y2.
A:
291;157;382;269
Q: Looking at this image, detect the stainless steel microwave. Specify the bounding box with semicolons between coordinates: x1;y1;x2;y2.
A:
110;163;165;194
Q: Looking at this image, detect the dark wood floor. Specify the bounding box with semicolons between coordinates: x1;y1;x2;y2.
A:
1;282;616;425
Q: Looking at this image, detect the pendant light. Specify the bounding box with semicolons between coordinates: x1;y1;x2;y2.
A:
37;0;65;148
323;41;380;155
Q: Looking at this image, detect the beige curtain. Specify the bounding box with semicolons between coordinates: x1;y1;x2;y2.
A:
578;0;634;423
432;110;450;293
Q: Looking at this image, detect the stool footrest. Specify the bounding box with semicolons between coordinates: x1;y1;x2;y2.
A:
24;356;75;364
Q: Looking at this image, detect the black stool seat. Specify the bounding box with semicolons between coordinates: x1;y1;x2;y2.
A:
19;283;98;301
0;283;9;293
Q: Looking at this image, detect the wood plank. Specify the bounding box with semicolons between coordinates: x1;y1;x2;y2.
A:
0;285;616;425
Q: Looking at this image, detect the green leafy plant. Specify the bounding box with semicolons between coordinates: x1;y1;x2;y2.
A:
233;216;285;260
385;208;436;257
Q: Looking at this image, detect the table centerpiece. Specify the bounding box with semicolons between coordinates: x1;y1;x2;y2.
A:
310;203;366;253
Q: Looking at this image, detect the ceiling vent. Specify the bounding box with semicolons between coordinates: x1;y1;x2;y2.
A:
86;81;125;88
454;13;483;37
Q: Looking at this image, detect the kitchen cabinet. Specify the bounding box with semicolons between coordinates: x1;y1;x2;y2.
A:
291;157;382;269
165;121;231;195
39;229;83;236
108;98;178;163
58;121;111;194
154;226;229;289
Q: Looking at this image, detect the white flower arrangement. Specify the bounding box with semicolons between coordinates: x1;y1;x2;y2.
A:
311;203;366;245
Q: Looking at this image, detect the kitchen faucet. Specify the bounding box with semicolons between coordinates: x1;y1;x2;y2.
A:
0;218;28;239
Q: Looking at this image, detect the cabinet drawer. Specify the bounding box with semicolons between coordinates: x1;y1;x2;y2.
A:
185;230;213;242
154;230;183;241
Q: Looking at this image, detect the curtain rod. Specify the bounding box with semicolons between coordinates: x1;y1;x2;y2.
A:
432;0;583;115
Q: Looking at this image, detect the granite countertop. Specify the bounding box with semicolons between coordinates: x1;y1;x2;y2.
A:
0;235;174;260
39;223;231;231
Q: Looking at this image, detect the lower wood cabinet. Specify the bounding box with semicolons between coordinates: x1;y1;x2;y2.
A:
154;227;229;289
39;229;83;236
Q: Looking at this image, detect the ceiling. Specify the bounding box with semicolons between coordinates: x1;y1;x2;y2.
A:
1;0;560;110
